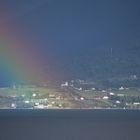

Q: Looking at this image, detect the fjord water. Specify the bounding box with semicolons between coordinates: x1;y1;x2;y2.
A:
0;109;140;140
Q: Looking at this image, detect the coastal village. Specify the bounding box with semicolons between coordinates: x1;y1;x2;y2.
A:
0;78;140;109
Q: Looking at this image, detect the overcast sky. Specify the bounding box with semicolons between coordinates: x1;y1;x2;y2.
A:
1;0;140;48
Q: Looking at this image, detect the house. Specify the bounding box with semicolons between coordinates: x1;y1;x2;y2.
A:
34;104;46;109
133;102;140;105
119;86;125;90
32;93;37;97
34;102;39;106
49;94;55;98
109;92;115;96
25;100;30;104
21;94;25;97
116;100;121;104
11;103;16;108
102;90;106;93
78;87;82;91
103;96;109;100
61;82;68;87
80;97;84;100
91;88;96;91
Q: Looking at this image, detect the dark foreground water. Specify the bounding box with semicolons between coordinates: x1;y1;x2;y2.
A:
0;109;140;140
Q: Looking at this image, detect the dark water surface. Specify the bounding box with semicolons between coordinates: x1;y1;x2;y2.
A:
0;109;140;140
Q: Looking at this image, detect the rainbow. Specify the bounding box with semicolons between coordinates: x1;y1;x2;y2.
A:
0;23;49;85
